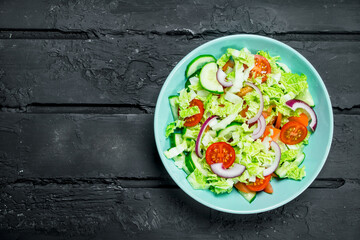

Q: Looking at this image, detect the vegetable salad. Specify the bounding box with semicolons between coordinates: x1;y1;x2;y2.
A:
163;47;316;202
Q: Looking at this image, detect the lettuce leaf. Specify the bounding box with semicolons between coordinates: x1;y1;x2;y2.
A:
187;168;209;189
207;174;234;194
179;105;200;118
280;73;308;96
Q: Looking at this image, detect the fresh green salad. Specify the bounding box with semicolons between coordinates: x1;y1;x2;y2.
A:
164;48;317;203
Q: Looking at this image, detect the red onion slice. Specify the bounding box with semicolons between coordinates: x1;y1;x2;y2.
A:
195;116;218;158
245;81;264;124
252;115;266;140
286;99;317;131
263;141;281;176
211;163;246;178
217;68;233;87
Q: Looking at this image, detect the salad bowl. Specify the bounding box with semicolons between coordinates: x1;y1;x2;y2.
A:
154;34;333;214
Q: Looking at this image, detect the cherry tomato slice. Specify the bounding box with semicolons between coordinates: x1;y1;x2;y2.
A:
246;175;271;192
183;99;204;127
250;55;271;82
280;121;308;145
206;142;235;169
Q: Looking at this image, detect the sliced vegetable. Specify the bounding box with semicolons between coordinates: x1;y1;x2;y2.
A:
237;189;257;203
195;116;218;158
286;99;317;131
252;115;266;140
210;163;246;178
263;141;281;176
217;122;241;139
168;95;179;120
199;62;224;94
280;121;308;145
245;81;264;124
206;142;236;168
275;112;282;129
261;126;281;142
246;175;271;192
185;55;216;78
216;68;233;87
222;59;235;72
264;183;273;194
250;55;271;82
234;182;252;193
289;113;309;127
183;99;204;127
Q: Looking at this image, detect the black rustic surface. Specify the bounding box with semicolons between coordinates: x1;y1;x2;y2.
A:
0;0;359;239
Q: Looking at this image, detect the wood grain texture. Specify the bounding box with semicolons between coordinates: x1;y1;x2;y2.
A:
0;37;359;108
0;181;358;239
0;0;359;34
0;113;358;181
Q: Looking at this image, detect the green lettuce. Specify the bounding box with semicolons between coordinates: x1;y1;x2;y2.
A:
165;120;184;137
280;73;308;96
207;174;234;194
179;106;200;118
187;168;209;189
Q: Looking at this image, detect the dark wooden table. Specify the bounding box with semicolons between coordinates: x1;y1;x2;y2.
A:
0;0;359;239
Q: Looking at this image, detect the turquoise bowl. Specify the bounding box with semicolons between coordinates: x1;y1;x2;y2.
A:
154;34;333;214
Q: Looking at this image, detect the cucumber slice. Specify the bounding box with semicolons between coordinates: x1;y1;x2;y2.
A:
169;133;183;147
237;190;256;203
186;169;209;189
185;55;216;78
185;152;196;173
296;88;315;107
199;62;224;94
293;152;305;166
168;95;179;120
217;122;242;138
182;128;197;139
275;153;305;178
185;70;200;91
185;151;209;176
185;78;191;90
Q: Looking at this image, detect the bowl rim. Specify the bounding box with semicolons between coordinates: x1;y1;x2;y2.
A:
154;34;334;214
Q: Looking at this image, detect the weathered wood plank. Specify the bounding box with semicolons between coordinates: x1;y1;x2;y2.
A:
0;0;359;34
0;113;358;181
0;37;359;108
0;180;358;239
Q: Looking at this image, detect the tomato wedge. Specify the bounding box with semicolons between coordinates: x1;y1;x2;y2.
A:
246;175;271;192
288;113;309;127
280;121;308;145
222;59;235;72
205;142;235;169
250;55;271;82
264;183;273;194
183;99;204;127
234;182;253;194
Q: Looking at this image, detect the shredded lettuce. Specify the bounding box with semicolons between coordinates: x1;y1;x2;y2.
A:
165;120;183;137
179;106;200;118
187;168;209;189
280;73;308;96
207;174;234;194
